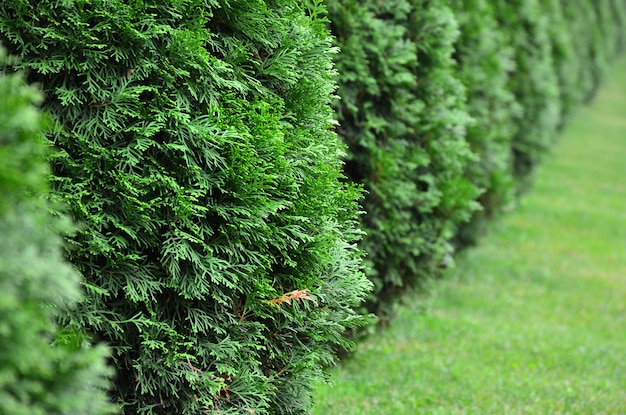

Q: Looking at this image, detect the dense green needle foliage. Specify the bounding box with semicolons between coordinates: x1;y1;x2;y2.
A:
611;0;626;51
328;0;479;317
448;0;520;245
2;0;626;412
0;47;114;415
327;0;626;326
490;0;626;183
313;56;626;414
561;1;606;105
542;0;585;122
543;0;626;120
0;1;371;414
490;0;561;182
589;0;626;83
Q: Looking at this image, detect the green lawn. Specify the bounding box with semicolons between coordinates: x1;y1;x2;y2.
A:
313;59;626;414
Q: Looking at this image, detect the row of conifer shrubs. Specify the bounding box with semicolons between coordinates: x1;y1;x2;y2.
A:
1;0;626;414
330;0;626;319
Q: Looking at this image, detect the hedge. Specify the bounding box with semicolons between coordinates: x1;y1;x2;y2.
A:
0;47;114;415
611;0;626;52
2;0;626;413
448;0;520;245
329;0;626;318
544;0;625;121
0;1;371;414
591;0;626;81
542;0;586;123
328;0;479;318
490;0;561;182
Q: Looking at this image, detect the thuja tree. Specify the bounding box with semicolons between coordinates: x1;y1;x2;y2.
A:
591;0;626;77
328;0;478;316
578;0;614;92
448;0;520;245
491;0;561;183
541;0;583;123
0;47;114;415
0;1;371;414
549;0;626;114
558;0;600;103
609;0;626;52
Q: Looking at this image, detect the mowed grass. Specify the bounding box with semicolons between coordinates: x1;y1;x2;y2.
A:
313;59;626;414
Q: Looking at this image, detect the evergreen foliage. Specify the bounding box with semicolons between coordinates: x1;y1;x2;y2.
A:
328;0;479;316
448;0;520;245
591;0;626;79
0;46;114;415
541;0;625;120
491;0;561;183
610;0;626;52
581;0;613;93
542;0;583;122
328;0;626;323
0;1;371;414
558;0;600;103
2;0;626;412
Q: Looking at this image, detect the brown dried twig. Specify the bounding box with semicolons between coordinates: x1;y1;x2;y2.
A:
267;289;317;307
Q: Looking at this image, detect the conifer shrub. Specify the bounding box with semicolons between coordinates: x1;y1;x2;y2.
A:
448;0;520;245
542;0;584;123
559;0;601;103
583;1;614;90
548;0;626;116
590;0;626;78
328;0;479;316
0;47;114;415
538;0;626;123
491;0;561;183
609;0;626;52
0;1;371;414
